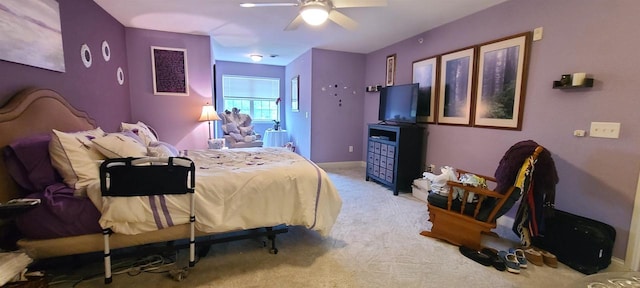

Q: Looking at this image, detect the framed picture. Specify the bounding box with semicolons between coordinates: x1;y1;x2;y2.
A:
412;56;438;123
151;46;189;96
474;32;532;130
291;75;299;112
437;47;475;125
385;54;396;86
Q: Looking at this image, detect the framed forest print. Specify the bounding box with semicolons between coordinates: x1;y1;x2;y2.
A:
473;32;532;130
412;56;438;123
437;48;474;125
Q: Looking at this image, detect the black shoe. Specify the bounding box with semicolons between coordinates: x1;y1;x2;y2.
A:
481;248;507;271
459;246;492;266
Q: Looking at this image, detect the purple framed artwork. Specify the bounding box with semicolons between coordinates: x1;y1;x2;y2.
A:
151;46;189;96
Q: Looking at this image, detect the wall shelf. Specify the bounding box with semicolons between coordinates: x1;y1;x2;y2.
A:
553;78;594;89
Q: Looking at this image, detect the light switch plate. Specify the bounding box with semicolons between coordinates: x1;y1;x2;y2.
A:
533;27;543;41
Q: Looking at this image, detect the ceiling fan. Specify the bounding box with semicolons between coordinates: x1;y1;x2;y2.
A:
240;0;387;31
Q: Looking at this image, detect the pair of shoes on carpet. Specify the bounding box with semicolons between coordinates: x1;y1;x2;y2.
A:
498;250;521;274
530;246;558;268
458;246;507;271
480;247;506;271
459;246;492;267
508;248;528;268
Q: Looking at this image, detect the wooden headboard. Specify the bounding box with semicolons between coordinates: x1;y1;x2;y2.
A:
0;88;96;203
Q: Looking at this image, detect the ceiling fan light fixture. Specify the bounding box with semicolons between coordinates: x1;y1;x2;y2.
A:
300;2;330;26
249;54;263;62
239;3;256;8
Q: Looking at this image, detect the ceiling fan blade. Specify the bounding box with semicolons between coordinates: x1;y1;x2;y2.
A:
328;10;357;30
284;14;304;31
240;2;299;8
331;0;387;8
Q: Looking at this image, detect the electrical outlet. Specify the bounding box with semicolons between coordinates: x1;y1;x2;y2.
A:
590;122;621;139
573;130;586;137
348;146;353;152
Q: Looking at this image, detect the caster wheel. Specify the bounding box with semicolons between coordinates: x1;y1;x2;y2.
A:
270;248;278;254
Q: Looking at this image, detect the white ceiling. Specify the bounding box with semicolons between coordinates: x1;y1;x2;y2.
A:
93;0;509;66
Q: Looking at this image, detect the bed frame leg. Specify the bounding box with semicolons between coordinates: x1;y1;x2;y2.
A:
266;227;278;254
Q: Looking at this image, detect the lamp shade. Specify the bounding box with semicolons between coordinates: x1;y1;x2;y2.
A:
300;2;329;26
198;105;221;122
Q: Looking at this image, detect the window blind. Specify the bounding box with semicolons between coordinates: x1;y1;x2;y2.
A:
222;75;279;99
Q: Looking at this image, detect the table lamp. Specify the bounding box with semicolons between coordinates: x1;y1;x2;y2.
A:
198;103;220;139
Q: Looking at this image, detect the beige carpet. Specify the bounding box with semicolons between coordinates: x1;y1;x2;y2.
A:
51;166;624;287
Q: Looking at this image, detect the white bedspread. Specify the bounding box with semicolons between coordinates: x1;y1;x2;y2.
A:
87;148;342;237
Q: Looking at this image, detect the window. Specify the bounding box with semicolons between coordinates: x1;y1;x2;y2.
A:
222;75;280;122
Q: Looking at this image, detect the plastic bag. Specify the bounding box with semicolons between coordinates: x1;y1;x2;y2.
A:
430;166;458;196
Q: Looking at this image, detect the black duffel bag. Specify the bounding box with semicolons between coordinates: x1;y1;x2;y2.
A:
532;209;616;275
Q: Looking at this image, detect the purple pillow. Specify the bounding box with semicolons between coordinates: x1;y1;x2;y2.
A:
3;134;61;192
15;183;102;239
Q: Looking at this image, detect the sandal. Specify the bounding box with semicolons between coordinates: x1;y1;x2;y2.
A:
509;248;528;268
459;246;492;266
522;248;544;266
533;247;558;268
498;250;520;274
481;247;506;271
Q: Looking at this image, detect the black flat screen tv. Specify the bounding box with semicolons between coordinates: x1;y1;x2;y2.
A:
378;83;419;124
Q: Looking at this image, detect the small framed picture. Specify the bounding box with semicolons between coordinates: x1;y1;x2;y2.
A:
151;46;189;96
291;75;299;112
386;54;396;86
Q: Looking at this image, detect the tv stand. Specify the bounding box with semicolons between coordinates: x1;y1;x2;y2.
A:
366;124;424;195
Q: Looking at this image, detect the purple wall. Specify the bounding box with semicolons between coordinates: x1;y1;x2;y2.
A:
125;28;213;150
0;0;130;131
310;49;366;163
214;61;285;139
364;0;640;259
286;50;313;159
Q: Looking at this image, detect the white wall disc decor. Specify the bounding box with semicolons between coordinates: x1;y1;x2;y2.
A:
102;40;111;62
117;67;124;85
80;44;91;68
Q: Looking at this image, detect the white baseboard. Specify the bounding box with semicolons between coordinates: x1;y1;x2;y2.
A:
316;161;365;169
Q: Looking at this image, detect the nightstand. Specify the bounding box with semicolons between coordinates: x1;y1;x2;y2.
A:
0;199;40;251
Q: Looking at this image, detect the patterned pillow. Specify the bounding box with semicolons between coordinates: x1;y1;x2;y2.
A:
120;121;158;145
229;132;244;142
49;128;106;194
225;123;240;134
92;133;148;158
147;141;179;157
239;126;254;136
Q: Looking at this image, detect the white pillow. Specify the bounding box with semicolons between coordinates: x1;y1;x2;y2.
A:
49;128;106;193
92;133;148;158
120;121;158;145
147;141;179;157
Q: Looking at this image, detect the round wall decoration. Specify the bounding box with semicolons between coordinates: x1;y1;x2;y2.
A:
102;40;111;62
80;44;92;68
117;67;125;85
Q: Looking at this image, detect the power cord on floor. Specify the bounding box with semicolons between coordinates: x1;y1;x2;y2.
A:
46;252;189;287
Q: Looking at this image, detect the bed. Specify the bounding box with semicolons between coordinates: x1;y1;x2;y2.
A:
0;88;342;260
